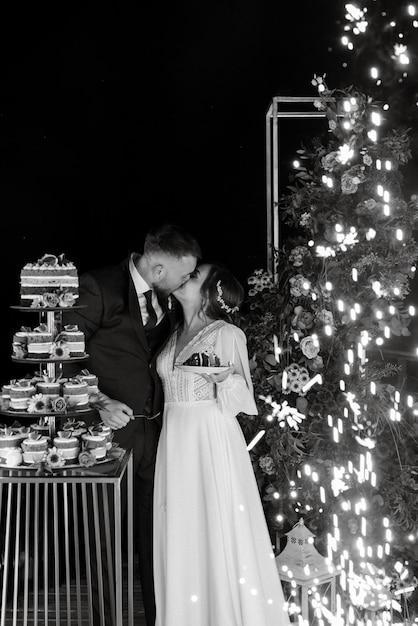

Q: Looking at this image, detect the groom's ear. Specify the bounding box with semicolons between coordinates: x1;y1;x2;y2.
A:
152;264;164;283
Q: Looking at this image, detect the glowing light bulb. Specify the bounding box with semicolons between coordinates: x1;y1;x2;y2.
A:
371;111;381;126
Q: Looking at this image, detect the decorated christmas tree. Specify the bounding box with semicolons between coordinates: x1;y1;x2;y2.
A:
240;78;418;623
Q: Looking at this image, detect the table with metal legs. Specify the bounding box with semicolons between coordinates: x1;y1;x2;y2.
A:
0;449;133;626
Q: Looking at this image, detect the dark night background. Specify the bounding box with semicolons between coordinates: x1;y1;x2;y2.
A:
0;2;366;383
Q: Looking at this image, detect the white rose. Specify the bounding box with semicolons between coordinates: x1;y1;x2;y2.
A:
300;336;320;359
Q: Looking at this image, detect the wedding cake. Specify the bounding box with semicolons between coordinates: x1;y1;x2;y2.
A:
0;252;119;470
19;253;79;308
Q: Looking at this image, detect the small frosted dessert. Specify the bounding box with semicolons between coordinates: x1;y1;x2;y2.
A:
36;380;61;402
21;434;50;465
9;382;36;411
55;325;85;357
81;432;107;460
0;425;28;462
53;432;80;463
182;351;221;367
62;380;89;409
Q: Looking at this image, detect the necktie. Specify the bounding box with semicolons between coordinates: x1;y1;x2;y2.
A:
144;290;157;330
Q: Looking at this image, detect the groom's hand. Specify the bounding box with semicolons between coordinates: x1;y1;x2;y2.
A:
90;392;134;430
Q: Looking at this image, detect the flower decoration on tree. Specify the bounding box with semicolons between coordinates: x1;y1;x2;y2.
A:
240;78;418;617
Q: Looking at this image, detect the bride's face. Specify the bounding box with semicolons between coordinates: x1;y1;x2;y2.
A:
173;263;211;307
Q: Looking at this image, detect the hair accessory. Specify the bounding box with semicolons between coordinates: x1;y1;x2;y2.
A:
216;280;239;314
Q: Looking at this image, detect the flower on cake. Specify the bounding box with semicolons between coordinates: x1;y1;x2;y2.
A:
51;397;67;412
29;289;76;309
27;393;49;413
12;343;27;359
78;449;96;467
59;292;76;307
45;446;66;469
42;293;60;308
49;340;71;359
0;397;10;411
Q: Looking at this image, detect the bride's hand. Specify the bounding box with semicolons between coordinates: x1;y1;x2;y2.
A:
201;363;234;384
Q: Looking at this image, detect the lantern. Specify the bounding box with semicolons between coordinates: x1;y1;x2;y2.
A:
275;518;339;623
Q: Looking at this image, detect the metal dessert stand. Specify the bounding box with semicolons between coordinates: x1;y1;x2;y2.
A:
0;304;135;625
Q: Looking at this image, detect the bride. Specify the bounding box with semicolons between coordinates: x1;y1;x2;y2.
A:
153;262;290;626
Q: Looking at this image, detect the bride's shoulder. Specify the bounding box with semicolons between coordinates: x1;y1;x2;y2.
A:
217;321;246;342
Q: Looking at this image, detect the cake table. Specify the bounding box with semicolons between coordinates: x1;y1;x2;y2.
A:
0;448;134;626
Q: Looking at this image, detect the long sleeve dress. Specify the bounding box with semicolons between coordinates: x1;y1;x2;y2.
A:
153;320;290;626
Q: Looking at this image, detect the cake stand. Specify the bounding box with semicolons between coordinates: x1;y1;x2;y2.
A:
2;305;93;438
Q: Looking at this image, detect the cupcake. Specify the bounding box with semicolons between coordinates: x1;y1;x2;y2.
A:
36;381;61;402
92;423;113;444
0;426;27;461
7;422;30;445
9;381;36;411
21;433;49;465
53;432;80;463
81;433;107;460
62;380;89;409
79;371;99;396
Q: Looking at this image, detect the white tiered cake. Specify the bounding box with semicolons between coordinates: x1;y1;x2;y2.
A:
0;253;117;469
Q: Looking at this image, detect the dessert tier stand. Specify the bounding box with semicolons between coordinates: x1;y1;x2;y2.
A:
0;449;134;626
7;306;91;438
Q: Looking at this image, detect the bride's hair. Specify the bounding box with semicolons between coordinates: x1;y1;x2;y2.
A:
202;264;244;322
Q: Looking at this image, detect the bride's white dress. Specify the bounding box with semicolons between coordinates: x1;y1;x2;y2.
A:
153;320;290;626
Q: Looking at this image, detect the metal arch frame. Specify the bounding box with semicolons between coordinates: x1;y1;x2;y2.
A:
265;96;335;280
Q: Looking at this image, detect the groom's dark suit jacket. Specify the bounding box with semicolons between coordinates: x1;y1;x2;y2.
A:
63;254;176;626
64;254;176;450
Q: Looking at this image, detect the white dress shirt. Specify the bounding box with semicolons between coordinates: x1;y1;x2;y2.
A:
129;253;164;326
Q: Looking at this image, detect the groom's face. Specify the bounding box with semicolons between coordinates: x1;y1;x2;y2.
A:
154;254;198;297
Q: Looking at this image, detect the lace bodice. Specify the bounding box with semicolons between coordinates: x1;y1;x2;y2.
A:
157;321;224;403
156;320;258;417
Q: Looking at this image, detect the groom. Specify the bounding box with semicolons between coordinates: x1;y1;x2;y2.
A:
64;223;201;626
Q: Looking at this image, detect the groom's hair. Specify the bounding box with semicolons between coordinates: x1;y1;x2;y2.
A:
144;223;202;260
